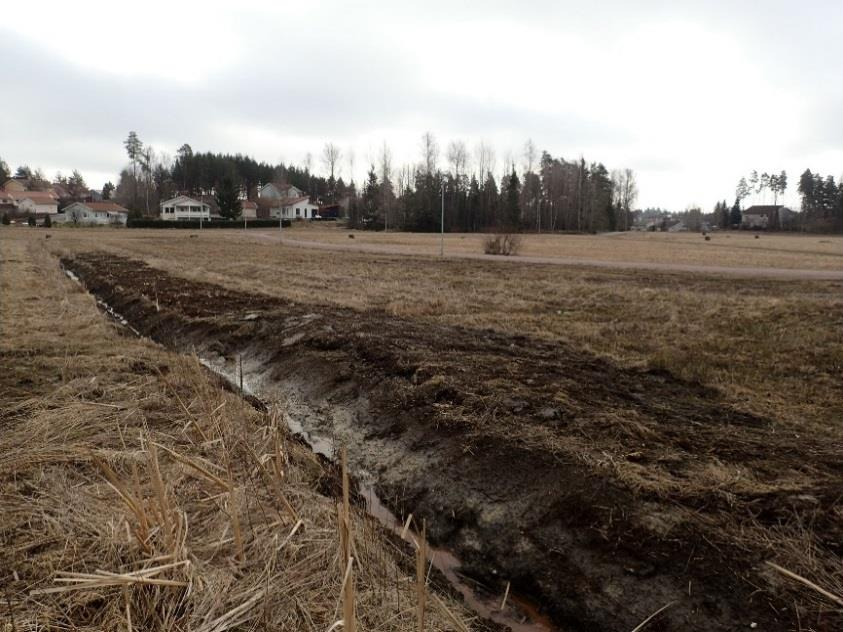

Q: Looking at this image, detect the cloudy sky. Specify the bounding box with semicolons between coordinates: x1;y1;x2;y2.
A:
1;0;841;210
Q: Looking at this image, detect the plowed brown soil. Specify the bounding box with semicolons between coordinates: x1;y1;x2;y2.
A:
63;251;843;632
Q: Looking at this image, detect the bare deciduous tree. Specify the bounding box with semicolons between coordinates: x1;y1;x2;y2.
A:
610;168;638;230
523;138;537;175
420;132;439;175
322;143;342;180
474;141;495;181
447;140;467;179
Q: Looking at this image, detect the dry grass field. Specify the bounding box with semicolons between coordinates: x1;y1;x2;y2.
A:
0;233;476;631
3;225;843;630
278;222;843;271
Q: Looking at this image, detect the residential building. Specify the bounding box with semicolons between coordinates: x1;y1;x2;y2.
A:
0;190;17;214
13;191;58;216
741;205;798;230
2;178;26;192
159;195;211;221
258;196;319;220
241;200;258;218
258;182;305;200
54;201;129;225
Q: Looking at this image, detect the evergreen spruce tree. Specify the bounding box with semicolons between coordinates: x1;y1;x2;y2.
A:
504;168;521;229
214;176;242;220
362;166;380;227
730;199;742;228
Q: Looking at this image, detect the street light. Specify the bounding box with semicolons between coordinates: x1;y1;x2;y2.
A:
440;178;445;257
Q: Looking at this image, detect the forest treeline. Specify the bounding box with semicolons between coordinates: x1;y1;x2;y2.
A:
4;133;841;232
112;132;639;232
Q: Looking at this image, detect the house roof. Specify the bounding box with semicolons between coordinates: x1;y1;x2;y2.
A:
241;200;258;209
14;191;58;203
160;195;210;208
282;196;311;207
263;182;299;192
76;201;129;213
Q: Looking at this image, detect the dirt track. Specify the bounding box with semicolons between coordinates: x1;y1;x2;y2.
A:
63;252;843;632
255;233;843;280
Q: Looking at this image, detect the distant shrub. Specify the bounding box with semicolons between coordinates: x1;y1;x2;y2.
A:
1;214;9;226
43;215;52;228
483;233;522;256
27;216;36;227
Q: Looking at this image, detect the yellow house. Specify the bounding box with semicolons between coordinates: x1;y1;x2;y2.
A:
2;179;26;192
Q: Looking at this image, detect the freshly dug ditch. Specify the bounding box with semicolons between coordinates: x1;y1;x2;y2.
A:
63;252;843;631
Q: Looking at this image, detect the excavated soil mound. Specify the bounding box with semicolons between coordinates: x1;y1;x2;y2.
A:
64;253;843;632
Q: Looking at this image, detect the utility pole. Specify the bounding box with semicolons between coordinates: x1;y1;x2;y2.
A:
440;180;445;257
537;198;541;234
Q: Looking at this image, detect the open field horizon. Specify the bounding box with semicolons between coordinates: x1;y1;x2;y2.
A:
270;223;843;271
21;223;843;274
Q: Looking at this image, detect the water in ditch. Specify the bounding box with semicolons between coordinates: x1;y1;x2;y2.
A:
64;266;557;631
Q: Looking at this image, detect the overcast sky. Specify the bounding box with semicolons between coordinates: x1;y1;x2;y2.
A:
1;0;841;210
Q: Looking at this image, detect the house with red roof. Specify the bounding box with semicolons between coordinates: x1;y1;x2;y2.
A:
12;190;59;216
241;200;258;218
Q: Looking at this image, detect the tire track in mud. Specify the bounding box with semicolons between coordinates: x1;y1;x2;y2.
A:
62;252;843;632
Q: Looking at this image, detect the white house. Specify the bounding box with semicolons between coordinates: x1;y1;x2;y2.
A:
54;201;129;225
259;182;305;199
266;196;320;220
160;195;211;221
741;205;797;230
13;191;58;215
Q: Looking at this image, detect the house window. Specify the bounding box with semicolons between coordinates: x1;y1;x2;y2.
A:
296;208;301;216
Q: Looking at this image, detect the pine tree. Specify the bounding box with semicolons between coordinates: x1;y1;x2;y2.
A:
736;177;750;208
214;176;242;220
123;132;143;210
730;199;742;228
68;170;87;201
362;166;380;227
504;168;521;229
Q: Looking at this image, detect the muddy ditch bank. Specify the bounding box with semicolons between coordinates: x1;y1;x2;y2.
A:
62;253;842;631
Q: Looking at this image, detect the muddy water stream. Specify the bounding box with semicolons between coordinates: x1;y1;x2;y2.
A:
202;355;557;632
64;268;556;631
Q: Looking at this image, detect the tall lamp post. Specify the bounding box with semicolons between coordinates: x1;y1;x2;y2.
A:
440;178;445;257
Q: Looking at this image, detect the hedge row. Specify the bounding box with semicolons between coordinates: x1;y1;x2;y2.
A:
127;218;290;229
